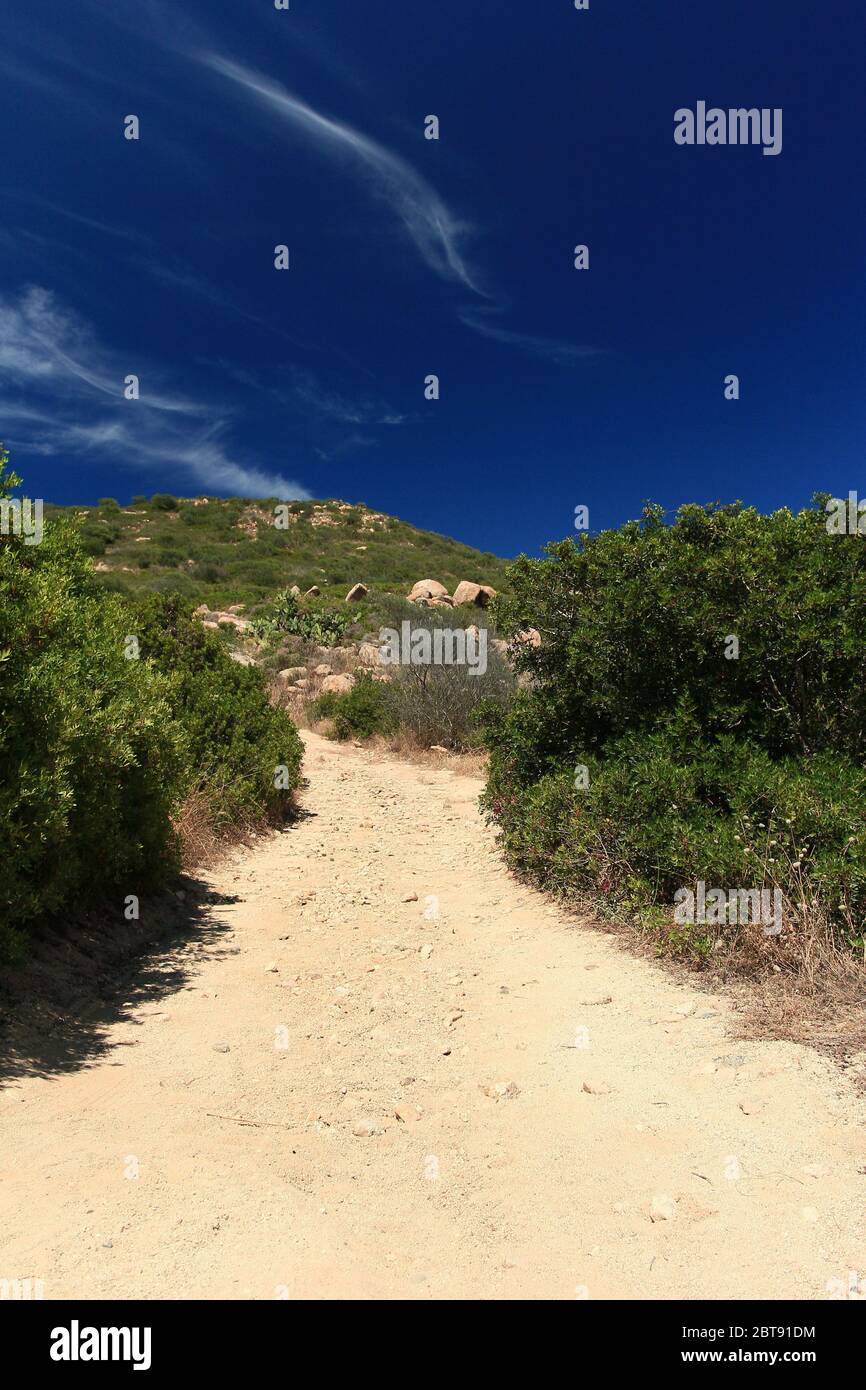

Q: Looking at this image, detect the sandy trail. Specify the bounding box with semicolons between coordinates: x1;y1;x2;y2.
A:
1;731;864;1300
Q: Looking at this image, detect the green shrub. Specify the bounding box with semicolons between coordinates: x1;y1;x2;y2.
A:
482;501;866;958
0;505;181;960
79;531;109;556
388;649;515;750
314;672;397;741
0;451;304;961
132;593;303;827
252;588;352;647
151;493;179;511
198;562;225;584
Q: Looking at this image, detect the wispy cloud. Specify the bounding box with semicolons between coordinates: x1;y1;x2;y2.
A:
0;286;204;413
0;191;155;250
458;309;606;367
200;53;484;295
198;52;602;367
288;368;407;426
0;287;310;498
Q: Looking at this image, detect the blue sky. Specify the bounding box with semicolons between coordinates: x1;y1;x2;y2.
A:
1;0;864;559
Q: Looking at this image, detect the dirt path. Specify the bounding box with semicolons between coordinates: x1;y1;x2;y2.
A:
2;731;864;1300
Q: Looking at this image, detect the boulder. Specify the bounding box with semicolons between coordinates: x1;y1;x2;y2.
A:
227;603;246;614
408;579;448;603
358;641;383;667
290;585;300;597
452;581;496;608
314;664;333;677
211;611;249;631
516;628;542;648
304;586;321;598
321;672;356;695
277;666;307;683
345;583;368;602
430;595;454;607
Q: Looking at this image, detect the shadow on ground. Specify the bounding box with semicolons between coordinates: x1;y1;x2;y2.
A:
0;875;243;1086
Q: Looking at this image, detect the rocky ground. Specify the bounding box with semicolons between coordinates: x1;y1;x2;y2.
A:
1;732;864;1300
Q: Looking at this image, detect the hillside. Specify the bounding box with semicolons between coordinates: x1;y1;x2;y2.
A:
44;495;510;610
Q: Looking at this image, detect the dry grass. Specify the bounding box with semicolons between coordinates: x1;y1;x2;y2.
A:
301;713;488;777
734;967;866;1062
171;785;300;873
372;728;488;778
171;787;228;871
712;895;866;1060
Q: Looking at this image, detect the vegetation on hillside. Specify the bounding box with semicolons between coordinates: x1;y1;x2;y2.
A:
45;494;510;612
482;501;866;970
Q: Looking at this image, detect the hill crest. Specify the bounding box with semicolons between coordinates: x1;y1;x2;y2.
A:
45;494;510;611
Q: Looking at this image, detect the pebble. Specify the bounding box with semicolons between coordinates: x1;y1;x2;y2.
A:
650;1194;678;1223
482;1081;520;1101
395;1104;422;1123
352;1118;382;1138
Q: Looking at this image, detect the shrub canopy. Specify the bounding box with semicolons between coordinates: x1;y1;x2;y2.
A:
0;453;303;960
482;501;866;955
